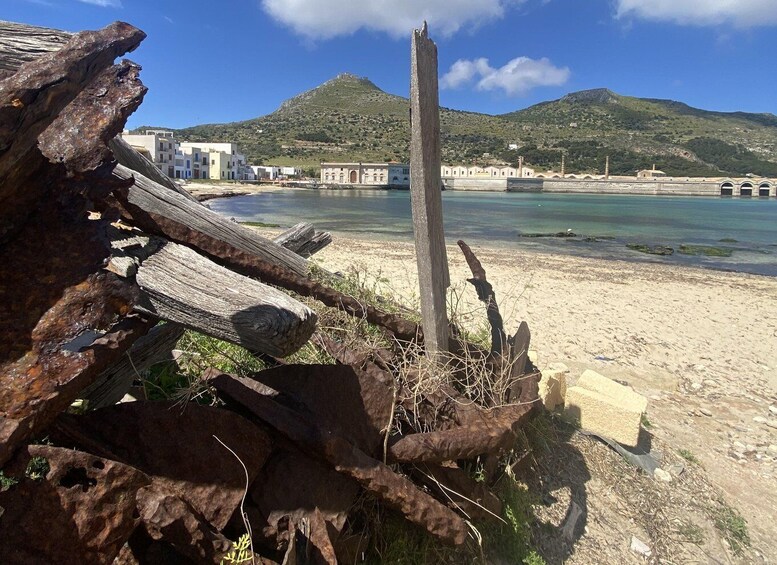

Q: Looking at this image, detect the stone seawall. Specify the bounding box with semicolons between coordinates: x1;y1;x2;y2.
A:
444;177;776;197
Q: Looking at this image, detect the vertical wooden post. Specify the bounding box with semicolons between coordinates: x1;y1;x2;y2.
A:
410;22;449;358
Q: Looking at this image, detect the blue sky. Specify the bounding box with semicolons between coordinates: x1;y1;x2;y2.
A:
7;0;777;129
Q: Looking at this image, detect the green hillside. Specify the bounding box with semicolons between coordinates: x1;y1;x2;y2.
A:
151;75;777;177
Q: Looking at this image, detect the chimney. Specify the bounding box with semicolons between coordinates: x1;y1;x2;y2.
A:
518;155;523;178
605;155;610;179
561;154;565;176
652;163;656;171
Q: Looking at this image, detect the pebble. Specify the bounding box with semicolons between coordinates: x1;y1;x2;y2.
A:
690;383;703;391
754;416;768;424
630;536;652;557
733;441;746;451
767;445;777;457
704;379;718;387
699;407;713;416
654;468;673;482
769;405;777;415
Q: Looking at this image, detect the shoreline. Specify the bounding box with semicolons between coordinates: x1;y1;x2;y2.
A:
305;231;777;558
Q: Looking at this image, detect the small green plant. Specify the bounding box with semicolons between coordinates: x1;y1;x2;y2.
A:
0;470;19;491
25;456;50;481
677;522;705;545
678;448;699;464
712;503;750;555
221;533;252;564
641;413;653;429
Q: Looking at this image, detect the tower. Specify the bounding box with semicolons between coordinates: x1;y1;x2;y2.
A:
518;155;524;178
561;154;565;176
605;155;610;179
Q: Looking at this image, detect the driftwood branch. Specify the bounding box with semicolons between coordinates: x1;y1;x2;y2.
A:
110;136;198;202
273;222;332;257
410;23;449;358
0;20;72;76
112;164;310;277
133;241;317;358
80;322;186;409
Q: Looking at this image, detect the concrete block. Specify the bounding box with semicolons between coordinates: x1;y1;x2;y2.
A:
577;370;648;414
564;383;646;447
528;350;538;366
538;363;568;410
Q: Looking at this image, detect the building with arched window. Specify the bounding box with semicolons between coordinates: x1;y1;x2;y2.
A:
320;162;409;187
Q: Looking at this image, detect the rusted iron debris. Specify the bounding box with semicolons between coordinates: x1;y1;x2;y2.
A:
0;20;541;564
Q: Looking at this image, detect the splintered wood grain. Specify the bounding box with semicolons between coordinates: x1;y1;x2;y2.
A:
410;23;449;357
135;242;316;357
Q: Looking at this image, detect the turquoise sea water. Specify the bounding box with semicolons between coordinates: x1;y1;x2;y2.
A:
207;189;777;276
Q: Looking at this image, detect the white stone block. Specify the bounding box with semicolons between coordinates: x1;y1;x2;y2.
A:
577;370;648;414
564;383;646;447
538;364;568;410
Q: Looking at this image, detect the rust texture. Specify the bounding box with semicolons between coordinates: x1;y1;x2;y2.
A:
250;363;393;455
248;449;357;561
458;239;506;357
0;21;153;466
387;415;527;464
136;482;233;564
414;463;503;520
0;21;145;243
51;401;273;531
209;371;468;546
39;59;147;177
0;445;151;564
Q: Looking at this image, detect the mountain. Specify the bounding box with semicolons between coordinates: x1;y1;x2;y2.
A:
161;75;777;177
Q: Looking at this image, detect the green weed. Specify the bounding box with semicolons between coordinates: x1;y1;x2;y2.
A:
711;503;750;555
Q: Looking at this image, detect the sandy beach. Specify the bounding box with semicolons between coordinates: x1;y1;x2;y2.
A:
310;233;777;561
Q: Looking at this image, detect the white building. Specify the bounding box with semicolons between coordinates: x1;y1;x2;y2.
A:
441;164;535;179
320;162;410;187
280;166;302;178
121;129;177;178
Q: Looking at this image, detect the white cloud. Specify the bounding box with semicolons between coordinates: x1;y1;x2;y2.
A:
78;0;122;7
615;0;777;28
441;56;570;96
260;0;522;40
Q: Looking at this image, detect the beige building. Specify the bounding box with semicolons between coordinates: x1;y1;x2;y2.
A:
121;129;177;178
441;164;535;179
320;162;410;187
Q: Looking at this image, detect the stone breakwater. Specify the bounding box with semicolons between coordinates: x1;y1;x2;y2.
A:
444;177;776;197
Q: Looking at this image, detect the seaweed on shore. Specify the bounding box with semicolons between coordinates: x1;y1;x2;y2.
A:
626;243;674;256
678;245;733;257
520;231;577;238
239;220;282;228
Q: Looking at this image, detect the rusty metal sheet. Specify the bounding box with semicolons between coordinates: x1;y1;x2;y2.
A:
388;418;519;464
0;202;151;465
136;482;232;564
251;363;393;455
414;463;503;521
209;371;468;546
39;59;147;177
0;444;150;564
52;400;272;531
250;449;358;549
0;22;145;242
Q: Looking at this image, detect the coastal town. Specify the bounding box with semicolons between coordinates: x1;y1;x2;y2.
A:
3;10;777;565
124;129;776;199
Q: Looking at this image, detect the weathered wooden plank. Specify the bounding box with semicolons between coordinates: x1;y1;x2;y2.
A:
410;23;449;358
0;20;72;76
113;164;310;277
134;241;316;358
273;222;332;257
80;322;186;409
273;222;314;252
109;136;198;203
